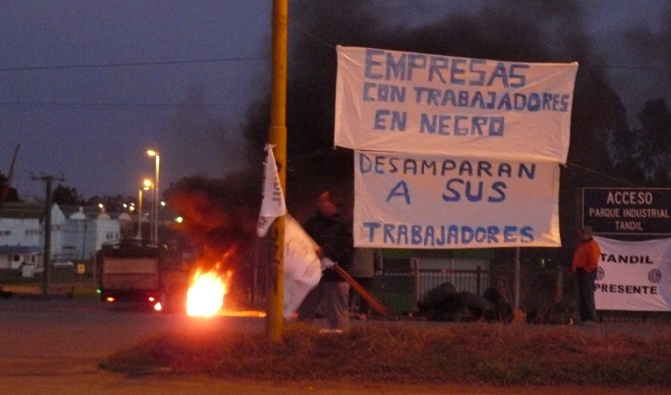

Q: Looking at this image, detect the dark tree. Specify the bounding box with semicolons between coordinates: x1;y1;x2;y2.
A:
0;172;20;203
607;99;671;187
86;194;130;213
636;99;671;185
52;184;84;206
609;127;646;184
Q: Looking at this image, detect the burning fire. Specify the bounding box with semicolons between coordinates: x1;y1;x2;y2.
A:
186;268;229;317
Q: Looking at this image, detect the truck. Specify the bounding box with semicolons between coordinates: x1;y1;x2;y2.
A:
98;241;164;310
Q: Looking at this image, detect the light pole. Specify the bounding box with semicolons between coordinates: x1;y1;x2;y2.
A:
147;150;160;244
139;179;152;241
136;188;143;240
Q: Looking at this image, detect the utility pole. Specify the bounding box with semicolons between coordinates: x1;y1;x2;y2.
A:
267;0;288;341
31;173;65;296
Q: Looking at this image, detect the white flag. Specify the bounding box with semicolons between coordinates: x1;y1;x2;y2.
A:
257;144;287;237
283;215;323;318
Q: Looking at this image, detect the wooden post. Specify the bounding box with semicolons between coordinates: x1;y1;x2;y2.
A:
332;265;389;316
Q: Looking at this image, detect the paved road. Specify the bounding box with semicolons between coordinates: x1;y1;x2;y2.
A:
0;298;668;395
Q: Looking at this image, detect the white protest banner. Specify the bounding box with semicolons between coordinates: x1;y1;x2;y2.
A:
257;144;286;237
283;215;323;318
354;150;561;249
335;46;578;163
593;236;671;311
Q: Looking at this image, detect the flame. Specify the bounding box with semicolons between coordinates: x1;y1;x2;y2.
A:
186;268;227;317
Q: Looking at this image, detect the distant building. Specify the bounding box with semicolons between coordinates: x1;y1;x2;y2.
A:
0;202;123;270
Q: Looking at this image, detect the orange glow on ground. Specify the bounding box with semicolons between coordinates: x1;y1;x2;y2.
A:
218;309;266;318
186;268;226;317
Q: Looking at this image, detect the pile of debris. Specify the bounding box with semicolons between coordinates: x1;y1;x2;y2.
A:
416;282;514;322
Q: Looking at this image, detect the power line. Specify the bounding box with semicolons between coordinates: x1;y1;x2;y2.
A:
0;55;269;72
288;22;671;73
601;64;671;72
0;101;250;108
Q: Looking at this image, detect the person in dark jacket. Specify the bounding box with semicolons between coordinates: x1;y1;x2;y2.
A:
297;190;354;330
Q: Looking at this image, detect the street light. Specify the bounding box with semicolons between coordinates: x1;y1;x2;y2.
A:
137;180;152;240
147;150;160;243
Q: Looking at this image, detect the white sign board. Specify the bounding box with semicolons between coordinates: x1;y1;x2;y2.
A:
594;236;671;312
335;46;578;163
354;151;561;249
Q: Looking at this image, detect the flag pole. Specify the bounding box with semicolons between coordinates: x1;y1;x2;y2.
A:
267;0;288;341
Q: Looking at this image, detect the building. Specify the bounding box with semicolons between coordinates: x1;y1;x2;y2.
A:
0;202;122;270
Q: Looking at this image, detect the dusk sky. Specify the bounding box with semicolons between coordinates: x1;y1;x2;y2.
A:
1;0;670;200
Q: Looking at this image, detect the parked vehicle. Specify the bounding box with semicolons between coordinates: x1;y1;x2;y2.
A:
98;241;163;310
98;240;192;312
52;260;74;267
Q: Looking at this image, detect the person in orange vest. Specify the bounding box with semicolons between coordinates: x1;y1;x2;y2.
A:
571;226;601;325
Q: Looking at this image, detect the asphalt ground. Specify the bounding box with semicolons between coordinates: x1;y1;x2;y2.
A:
0;296;669;395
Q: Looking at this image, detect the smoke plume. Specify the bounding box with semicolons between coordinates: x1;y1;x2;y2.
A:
173;0;638;279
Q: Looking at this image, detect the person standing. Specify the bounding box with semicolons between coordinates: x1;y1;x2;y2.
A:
572;226;601;325
297;191;354;330
348;247;381;319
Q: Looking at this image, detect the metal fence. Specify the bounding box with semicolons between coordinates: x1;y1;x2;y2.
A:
372;258;491;314
417;267;490;297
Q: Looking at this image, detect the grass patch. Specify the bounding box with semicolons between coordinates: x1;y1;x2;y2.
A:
1;267;98;300
104;322;671;386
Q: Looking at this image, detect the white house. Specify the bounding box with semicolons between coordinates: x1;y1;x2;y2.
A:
0;202;122;270
58;206;123;262
0;216;42;269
